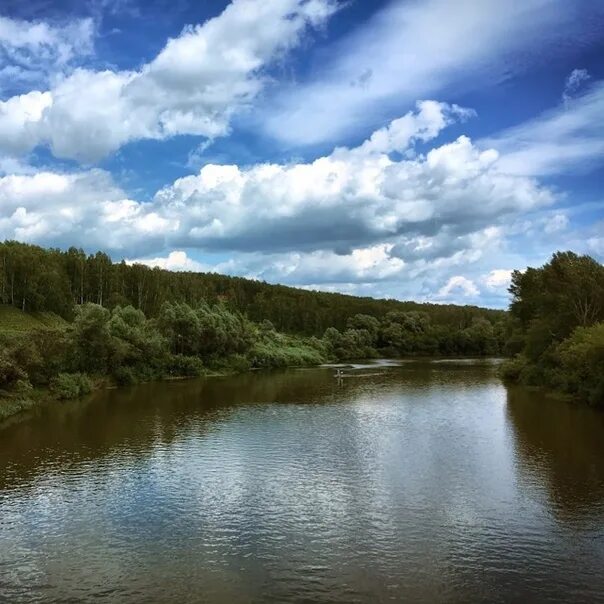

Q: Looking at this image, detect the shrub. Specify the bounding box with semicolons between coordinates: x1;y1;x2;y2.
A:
0;396;38;422
0;353;27;391
167;354;205;377
249;339;325;369
499;355;528;383
113;366;137;386
555;323;604;406
50;373;92;400
225;354;252;373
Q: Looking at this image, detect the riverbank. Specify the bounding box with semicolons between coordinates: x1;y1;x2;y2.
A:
0;359;324;425
1;356;506;426
1;300;509;425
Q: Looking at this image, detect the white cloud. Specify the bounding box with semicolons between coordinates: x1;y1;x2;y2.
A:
0;100;553;260
543;213;568;234
481;80;604;176
0;0;337;162
484;269;513;292
0;91;53;154
126;250;209;272
563;68;590;105
0;15;94;92
0;169;177;252
437;276;479;299
143;103;551;255
0;98;564;307
232;244;406;284
587;238;604;258
354;101;475;155
260;0;602;147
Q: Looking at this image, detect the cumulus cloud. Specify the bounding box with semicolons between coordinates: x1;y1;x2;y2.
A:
0;0;337;162
143;102;552;255
484;269;513;292
127;244;407;285
543;212;569;234
0;100;553;260
126;250;209;272
0;98;562;306
587;235;604;259
0;169;177;253
437;276;479;299
0;15;94;92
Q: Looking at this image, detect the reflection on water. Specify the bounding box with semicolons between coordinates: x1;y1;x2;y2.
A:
506;387;604;519
1;360;603;603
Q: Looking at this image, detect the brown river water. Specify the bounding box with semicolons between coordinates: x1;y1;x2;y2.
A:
1;359;603;603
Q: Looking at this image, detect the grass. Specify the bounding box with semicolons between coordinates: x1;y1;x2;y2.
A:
0;305;67;333
0;392;41;422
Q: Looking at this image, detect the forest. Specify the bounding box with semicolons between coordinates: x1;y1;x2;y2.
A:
1;241;603;419
0;241;504;334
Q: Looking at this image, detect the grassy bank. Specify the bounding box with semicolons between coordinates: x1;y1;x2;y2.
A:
0;305;67;333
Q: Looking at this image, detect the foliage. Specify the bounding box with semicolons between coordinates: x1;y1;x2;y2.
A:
0;352;27;391
0;395;38;422
1;240;504;335
504;252;604;405
554;323;604;406
166;354;205;377
0;239;518;421
50;373;92;400
72;304;114;373
499;355;529;383
0;304;66;333
249;331;325;368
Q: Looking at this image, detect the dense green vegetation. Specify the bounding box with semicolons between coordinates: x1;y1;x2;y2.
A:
2;241;603;416
0;240;504;334
501;252;604;406
0;301;327;421
0;299;506;409
0;240;512;420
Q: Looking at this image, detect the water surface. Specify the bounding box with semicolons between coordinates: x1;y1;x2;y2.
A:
1;360;604;603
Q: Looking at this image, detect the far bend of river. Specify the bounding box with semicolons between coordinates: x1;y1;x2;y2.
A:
1;360;604;603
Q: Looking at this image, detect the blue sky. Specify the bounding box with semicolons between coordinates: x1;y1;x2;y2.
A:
0;0;603;308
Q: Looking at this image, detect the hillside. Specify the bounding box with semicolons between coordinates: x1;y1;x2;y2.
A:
0;305;66;334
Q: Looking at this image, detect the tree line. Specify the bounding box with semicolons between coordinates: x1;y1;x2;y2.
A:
3;242;602;409
501;251;604;406
0;240;504;334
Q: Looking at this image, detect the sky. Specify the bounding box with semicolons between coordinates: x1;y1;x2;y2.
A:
0;0;603;308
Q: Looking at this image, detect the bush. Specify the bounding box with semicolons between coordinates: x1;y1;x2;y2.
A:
555;323;604;406
499;355;528;383
225;354;252;373
167;354;205;377
0;353;27;391
249;339;325;369
0;396;38;422
50;373;92;400
113;366;137;386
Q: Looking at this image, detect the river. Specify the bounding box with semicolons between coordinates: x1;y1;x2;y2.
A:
1;360;603;603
